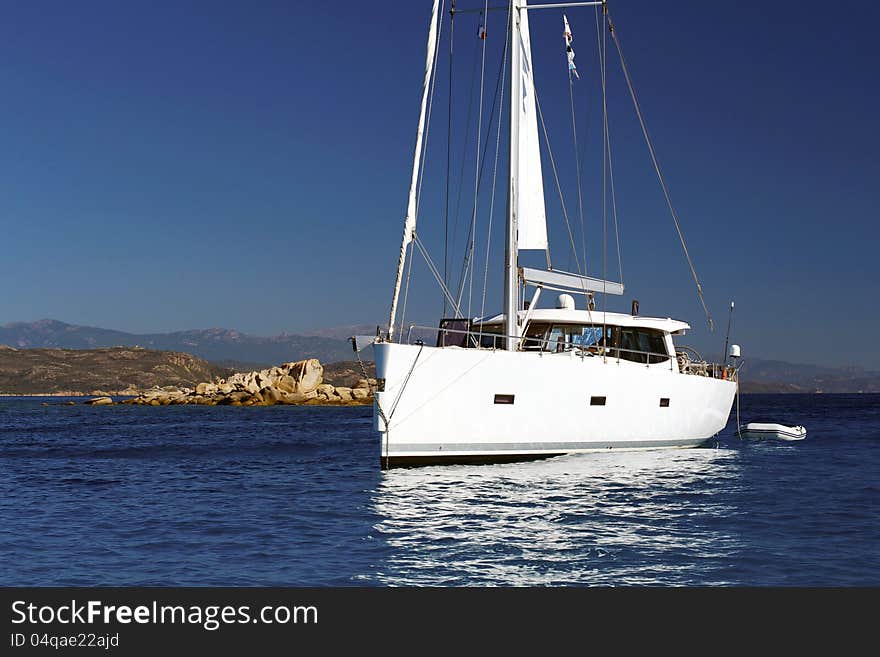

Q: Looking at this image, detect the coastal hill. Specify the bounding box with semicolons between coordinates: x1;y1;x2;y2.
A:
0;346;230;395
0;346;375;396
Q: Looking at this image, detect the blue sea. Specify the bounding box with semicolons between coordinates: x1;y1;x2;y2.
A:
1;394;877;586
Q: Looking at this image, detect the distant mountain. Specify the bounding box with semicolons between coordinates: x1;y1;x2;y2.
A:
0;320;354;367
739;358;880;393
302;324;380;340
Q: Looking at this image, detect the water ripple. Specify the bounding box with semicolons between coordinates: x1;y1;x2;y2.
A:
1;394;878;585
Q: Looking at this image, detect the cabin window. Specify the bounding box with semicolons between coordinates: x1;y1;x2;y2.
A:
516;322;669;361
616;328;670;364
590;396;606;406
437;318;472;347
660;397;670;407
542;325;612;353
494;394;515;405
521;323;550;350
465;324;503;349
547;325;566;352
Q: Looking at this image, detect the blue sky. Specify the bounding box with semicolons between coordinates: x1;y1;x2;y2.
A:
0;1;877;368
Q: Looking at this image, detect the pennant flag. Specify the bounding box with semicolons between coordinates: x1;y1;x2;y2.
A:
478;11;487;40
563;14;579;80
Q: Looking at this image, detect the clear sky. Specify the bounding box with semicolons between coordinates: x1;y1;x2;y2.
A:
1;1;877;368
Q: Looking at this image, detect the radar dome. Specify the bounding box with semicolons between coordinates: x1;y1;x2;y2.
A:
556;294;575;310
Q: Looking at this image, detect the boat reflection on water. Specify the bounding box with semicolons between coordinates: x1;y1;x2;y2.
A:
366;448;744;586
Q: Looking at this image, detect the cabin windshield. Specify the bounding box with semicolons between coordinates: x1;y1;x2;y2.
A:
526;322;670;363
449;320;671;364
617;327;670;364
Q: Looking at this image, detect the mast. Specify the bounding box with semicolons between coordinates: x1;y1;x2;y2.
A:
387;0;441;342
503;0;521;350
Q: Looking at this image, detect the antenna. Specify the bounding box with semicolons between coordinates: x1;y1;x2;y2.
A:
722;301;734;367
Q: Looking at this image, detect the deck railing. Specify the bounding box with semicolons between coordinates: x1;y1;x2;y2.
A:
399;323;738;380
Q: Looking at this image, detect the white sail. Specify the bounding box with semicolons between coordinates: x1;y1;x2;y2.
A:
514;2;548;251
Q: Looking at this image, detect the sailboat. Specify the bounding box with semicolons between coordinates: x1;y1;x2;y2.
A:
364;0;738;468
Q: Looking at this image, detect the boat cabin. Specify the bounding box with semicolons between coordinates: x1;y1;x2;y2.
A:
438;308;689;366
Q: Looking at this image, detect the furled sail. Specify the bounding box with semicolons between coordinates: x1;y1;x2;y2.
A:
514;3;548;251
388;0;441;340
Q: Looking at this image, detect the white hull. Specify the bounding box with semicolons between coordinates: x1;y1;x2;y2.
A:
372;342;736;468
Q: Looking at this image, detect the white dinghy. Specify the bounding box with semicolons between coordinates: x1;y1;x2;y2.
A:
737;422;806;441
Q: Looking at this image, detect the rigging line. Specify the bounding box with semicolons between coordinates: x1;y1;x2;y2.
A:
388;343;424;421
597;0;621;284
452;30;509;312
601;2;607;358
606;12;714;330
450;10;501;313
398;241;415;342
535;90;583;279
479;3;510;337
449;55;486;310
389;348;495;427
448;43;480;294
413;233;465;318
573;9;599;196
467;0;491;324
566;19;588;278
443;1;456;317
605;106;624;285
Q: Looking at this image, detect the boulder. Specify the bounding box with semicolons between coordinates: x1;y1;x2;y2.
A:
351;388;370;400
84;396;113;405
260;387;283;405
282;359;323;394
123;358;332;407
196;382;217;395
278;390;318;404
275;375;298;394
316;384;336;396
218;391;251;405
335;387;353;402
255;371;274;389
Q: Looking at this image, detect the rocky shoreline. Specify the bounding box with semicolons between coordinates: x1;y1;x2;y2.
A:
82;359;374;407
